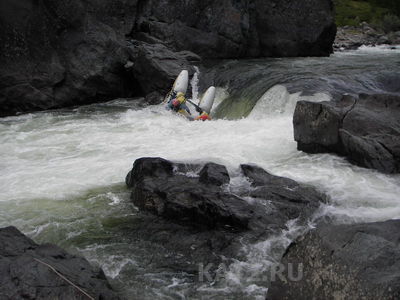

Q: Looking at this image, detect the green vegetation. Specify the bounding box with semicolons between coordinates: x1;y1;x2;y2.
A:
382;14;400;32
334;0;400;30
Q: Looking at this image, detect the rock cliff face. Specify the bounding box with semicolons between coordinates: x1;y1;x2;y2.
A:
0;0;336;116
133;0;336;58
0;0;139;116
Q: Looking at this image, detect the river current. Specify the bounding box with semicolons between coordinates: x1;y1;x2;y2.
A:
0;46;399;299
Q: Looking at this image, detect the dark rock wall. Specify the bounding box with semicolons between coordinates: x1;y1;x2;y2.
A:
133;0;252;58
134;0;336;58
253;0;336;57
0;0;134;116
0;0;336;116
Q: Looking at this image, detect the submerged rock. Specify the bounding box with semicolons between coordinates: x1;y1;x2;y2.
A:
267;219;400;299
241;164;326;223
0;226;120;299
294;94;400;173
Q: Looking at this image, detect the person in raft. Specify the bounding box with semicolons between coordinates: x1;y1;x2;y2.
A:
167;92;191;115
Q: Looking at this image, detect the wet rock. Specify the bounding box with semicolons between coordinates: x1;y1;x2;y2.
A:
0;226;120;299
125;157;173;187
125;212;245;278
129;159;252;230
125;157;328;283
294;94;400;173
126;157;326;231
199;163;230;186
241;164;326;223
267;219;400;300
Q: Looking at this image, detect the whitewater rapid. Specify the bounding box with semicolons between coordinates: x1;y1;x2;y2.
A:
0;47;399;299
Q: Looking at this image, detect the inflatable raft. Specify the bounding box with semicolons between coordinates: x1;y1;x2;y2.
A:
165;70;215;120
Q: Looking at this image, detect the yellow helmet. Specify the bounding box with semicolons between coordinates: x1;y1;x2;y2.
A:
176;92;186;103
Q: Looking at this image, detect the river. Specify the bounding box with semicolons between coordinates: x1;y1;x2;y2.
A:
0;45;399;299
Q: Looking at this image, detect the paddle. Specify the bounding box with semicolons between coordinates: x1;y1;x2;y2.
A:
186;99;204;114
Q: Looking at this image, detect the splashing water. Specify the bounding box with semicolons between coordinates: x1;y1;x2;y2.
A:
190;66;200;103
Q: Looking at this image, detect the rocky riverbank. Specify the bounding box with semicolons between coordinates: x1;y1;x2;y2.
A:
334;23;400;50
0;0;336;117
0;226;120;299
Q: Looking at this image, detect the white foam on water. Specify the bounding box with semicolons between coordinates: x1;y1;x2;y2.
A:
198;218;312;298
357;44;400;52
334;44;400;58
248;85;330;119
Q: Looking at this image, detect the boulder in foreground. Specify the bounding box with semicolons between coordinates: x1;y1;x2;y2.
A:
0;226;120;300
125;157;327;285
126;157;326;231
267;219;400;299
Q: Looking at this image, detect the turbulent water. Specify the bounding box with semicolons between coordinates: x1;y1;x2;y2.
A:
1;46;400;299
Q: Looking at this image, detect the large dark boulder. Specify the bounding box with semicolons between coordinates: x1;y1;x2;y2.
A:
125;157;328;281
267;219;400;300
127;158;254;230
126;157;326;231
125;157;174;187
294;94;400;173
0;226;120;299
